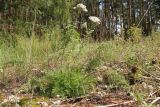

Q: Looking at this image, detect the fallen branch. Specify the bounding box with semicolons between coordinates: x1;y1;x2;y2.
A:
150;97;160;105
142;76;160;82
97;101;137;107
147;89;160;99
62;95;89;104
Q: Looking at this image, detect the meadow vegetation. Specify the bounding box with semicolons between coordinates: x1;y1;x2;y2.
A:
0;26;160;106
0;0;160;106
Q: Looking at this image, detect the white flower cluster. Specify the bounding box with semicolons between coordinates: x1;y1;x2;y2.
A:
73;3;88;13
89;16;101;25
73;3;101;26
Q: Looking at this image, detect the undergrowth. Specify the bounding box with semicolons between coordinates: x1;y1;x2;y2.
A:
0;28;160;103
27;67;95;98
45;67;95;98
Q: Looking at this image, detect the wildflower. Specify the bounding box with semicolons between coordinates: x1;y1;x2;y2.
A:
89;16;101;25
73;3;88;13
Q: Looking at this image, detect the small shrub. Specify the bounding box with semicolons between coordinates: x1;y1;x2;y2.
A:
103;69;130;91
43;67;95;98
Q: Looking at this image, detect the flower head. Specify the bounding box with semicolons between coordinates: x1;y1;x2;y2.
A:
73;3;88;13
89;16;101;25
